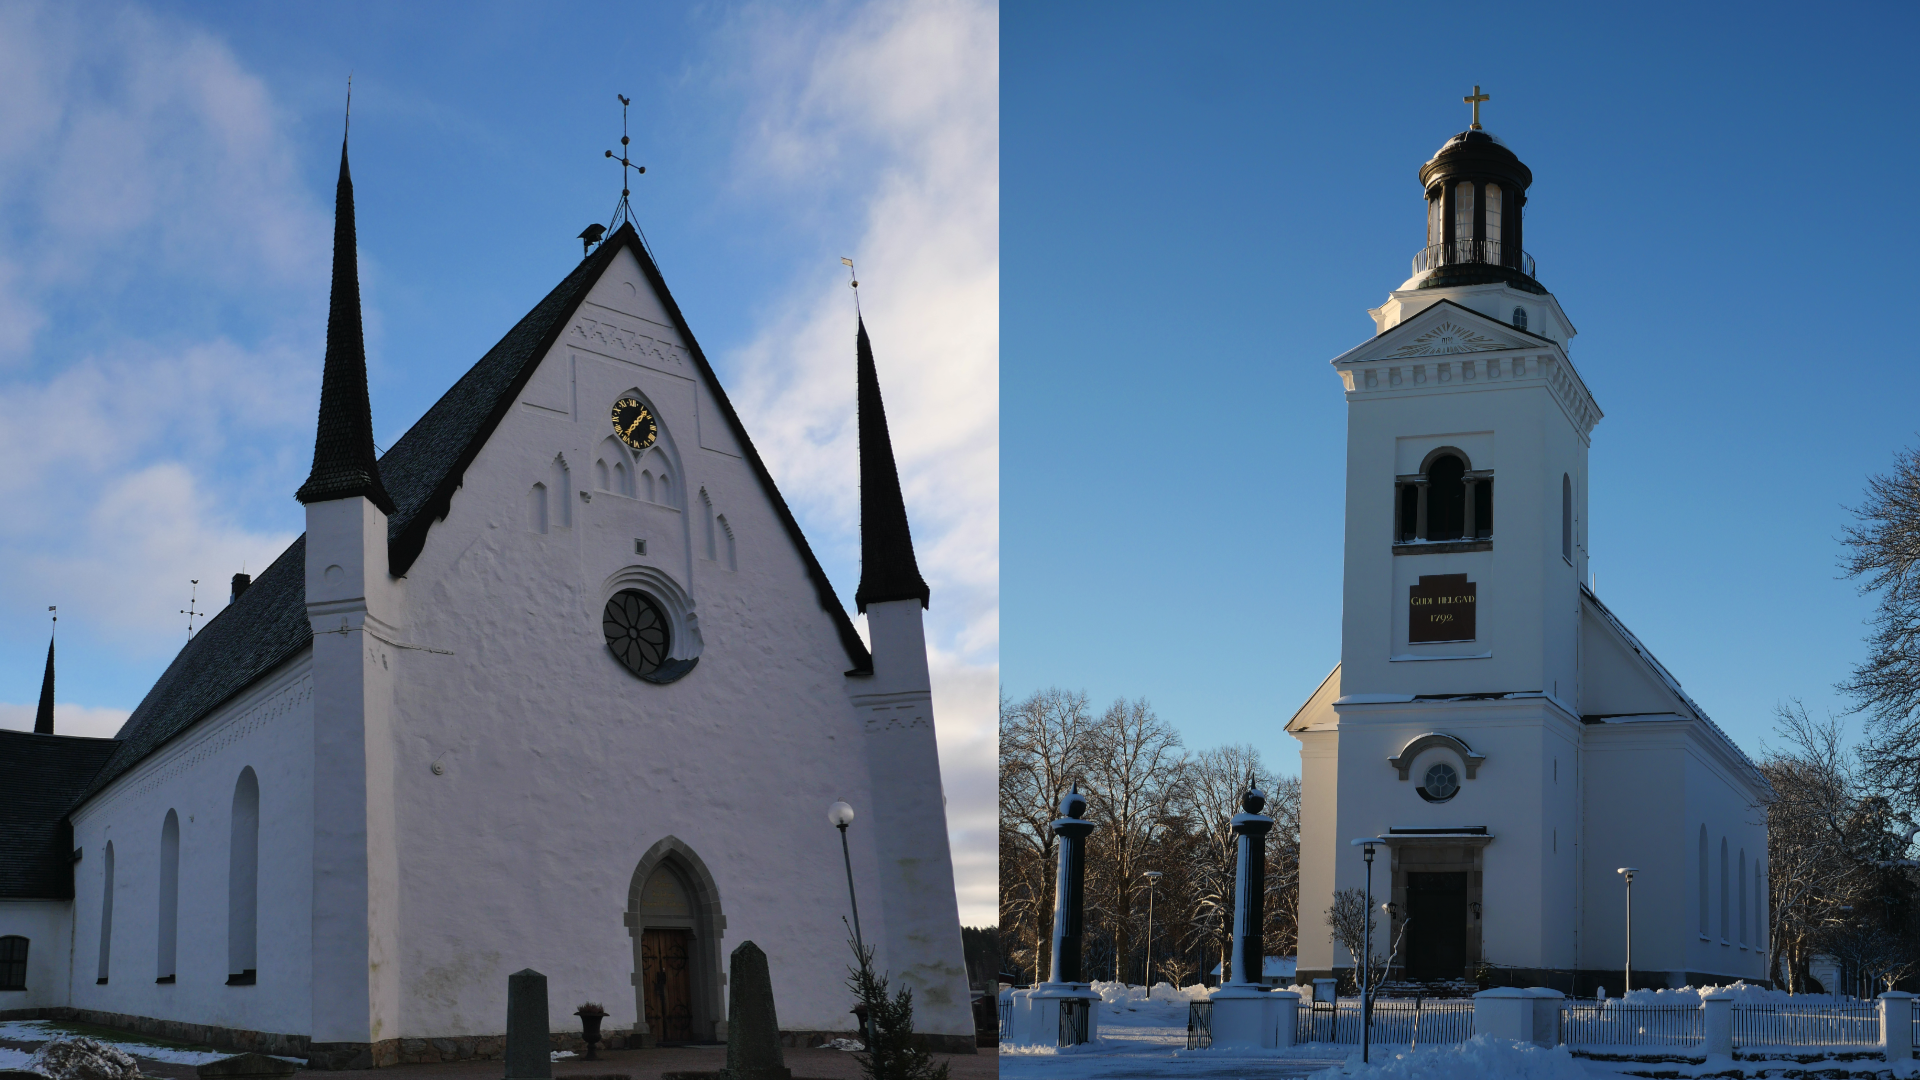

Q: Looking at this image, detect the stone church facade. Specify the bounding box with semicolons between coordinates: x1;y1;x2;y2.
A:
0;140;973;1064
1289;121;1771;993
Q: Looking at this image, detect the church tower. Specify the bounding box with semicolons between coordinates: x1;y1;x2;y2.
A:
1291;99;1605;986
849;318;973;1036
297;137;406;1053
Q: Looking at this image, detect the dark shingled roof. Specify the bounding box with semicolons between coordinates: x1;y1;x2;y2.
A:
0;729;119;899
80;222;871;803
852;318;929;613
295;142;394;514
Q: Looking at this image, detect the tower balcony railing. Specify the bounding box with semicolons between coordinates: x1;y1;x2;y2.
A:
1411;239;1535;279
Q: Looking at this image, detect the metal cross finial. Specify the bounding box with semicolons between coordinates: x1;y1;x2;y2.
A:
603;93;647;232
1464;85;1490;130
180;579;202;641
842;257;862;316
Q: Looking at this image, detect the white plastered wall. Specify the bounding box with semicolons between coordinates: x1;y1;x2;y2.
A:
66;656;315;1035
0;900;73;1009
381;246;907;1040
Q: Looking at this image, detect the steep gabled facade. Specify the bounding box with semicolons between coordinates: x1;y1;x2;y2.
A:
0;143;972;1064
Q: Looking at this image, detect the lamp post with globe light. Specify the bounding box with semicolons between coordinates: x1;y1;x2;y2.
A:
1350;838;1380;1063
1142;870;1163;988
830;800;873;1047
1617;867;1639;993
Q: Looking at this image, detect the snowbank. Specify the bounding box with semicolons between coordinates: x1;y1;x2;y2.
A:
1618;982;1853;1007
1313;1035;1586;1080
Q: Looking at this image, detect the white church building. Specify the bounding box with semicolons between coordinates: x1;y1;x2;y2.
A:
1288;113;1772;994
0;139;974;1065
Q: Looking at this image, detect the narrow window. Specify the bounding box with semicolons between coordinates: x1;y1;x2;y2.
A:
1426;194;1443;250
718;515;736;570
641;470;655;503
1755;862;1766;954
1485;182;1503;253
1426;455;1466;541
1698;826;1709;936
1728;834;1743;933
1561;474;1573;562
701;490;716;560
1454;181;1475;252
158;810;179;982
1474;478;1493;539
596;459;610;491
614;461;629;498
530;483;548;534
1738;849;1747;946
0;936;27;991
97;841;114;983
659;473;672;505
555;457;572;527
228;768;259;985
1511;307;1527;331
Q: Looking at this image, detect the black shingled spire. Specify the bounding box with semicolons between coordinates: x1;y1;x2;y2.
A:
34;635;53;734
853;318;929;613
296;141;394;513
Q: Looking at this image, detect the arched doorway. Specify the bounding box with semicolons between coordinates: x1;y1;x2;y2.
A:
627;838;725;1045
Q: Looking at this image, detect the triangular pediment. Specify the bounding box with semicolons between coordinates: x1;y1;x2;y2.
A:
1332;299;1551;366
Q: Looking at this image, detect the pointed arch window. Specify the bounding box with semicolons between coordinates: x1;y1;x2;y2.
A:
1562;474;1573;563
229;768;259;985
1719;837;1729;943
1395;448;1492;548
158;810;179;983
1698;826;1709;938
97;841;114;984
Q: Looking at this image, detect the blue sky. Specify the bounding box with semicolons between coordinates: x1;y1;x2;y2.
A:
0;0;996;922
1003;2;1920;780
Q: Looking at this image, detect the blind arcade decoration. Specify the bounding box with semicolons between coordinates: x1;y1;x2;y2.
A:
1409;573;1477;643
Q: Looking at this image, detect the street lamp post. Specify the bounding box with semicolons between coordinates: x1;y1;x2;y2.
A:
1142;871;1163;989
1351;838;1379;1063
1616;867;1639;994
830;801;873;1046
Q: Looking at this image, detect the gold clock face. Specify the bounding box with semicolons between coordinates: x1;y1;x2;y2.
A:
611;397;658;451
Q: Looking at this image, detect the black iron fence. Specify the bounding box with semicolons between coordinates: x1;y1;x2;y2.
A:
998;1000;1012;1044
1058;998;1089;1047
1294;998;1475;1046
1187;1000;1212;1050
1410;239;1536;279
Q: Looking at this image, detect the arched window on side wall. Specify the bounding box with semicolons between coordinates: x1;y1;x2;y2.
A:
1738;849;1748;946
158;810;179;982
229;768;259;985
1756;861;1766;956
1562;474;1573;562
97;841;114;983
0;936;27;991
1728;837;1743;937
1698;826;1709;937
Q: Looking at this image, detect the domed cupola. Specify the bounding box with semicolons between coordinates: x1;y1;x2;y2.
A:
1411;87;1543;295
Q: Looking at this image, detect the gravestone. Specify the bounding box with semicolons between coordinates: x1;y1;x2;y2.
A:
506;967;554;1080
721;941;790;1080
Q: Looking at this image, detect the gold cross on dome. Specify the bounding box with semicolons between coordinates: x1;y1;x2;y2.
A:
1464;85;1490;130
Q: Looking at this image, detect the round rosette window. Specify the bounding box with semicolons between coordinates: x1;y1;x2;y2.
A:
1418;761;1461;803
604;589;671;677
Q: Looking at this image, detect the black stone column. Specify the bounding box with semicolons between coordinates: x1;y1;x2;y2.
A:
1230;789;1275;986
1048;787;1096;985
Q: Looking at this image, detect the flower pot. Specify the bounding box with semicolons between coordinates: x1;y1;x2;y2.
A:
578;1012;605;1060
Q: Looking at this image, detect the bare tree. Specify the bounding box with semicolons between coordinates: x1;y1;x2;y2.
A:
1081;697;1183;984
1841;446;1920;814
1264;776;1303;962
1177;744;1270;982
998;688;1092;983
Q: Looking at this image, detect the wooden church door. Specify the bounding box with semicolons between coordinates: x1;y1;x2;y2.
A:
1404;871;1468;980
642;929;694;1043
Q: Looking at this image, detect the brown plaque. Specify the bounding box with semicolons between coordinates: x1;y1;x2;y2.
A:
1409;573;1477;643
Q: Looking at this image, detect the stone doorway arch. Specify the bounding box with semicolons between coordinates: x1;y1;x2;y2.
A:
626;838;726;1044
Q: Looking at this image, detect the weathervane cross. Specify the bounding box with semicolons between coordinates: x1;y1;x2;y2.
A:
1464;85;1490;130
604;94;647;231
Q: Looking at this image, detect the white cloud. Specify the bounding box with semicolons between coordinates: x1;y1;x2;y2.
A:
0;701;131;739
716;0;999;925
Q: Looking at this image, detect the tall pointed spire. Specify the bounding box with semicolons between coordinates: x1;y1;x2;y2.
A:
853;318;929;613
34;634;53;734
296;137;394;513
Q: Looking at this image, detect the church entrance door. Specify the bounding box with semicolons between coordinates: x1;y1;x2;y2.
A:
642;929;695;1044
1404;872;1468;981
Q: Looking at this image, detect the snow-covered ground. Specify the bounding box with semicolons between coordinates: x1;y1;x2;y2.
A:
0;1019;303;1070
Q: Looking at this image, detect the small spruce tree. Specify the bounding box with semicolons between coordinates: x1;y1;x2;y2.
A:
845;937;950;1080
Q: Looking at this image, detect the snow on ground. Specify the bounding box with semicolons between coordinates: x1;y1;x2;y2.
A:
0;1019;300;1068
0;1046;36;1071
